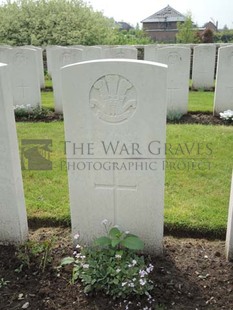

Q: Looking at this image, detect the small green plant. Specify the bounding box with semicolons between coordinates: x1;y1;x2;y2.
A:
61;220;154;299
0;278;10;289
14;104;32;117
167;110;183;121
219;110;233;123
14;105;54;120
16;239;54;273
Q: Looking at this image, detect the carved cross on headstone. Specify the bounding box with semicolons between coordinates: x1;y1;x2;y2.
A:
17;80;30;101
95;171;137;224
167;87;180;105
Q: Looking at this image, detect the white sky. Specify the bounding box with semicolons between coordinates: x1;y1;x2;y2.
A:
87;0;233;29
0;0;232;29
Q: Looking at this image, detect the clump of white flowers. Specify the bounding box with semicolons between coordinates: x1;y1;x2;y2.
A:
219;110;233;122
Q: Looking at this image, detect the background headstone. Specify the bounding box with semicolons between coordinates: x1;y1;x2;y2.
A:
144;45;159;61
50;47;83;113
103;46;137;59
0;63;28;244
0;46;12;64
9;48;41;108
46;46;61;76
214;46;233;114
20;46;45;88
145;46;191;115
192;44;216;90
61;59;167;254
83;46;102;60
226;171;233;261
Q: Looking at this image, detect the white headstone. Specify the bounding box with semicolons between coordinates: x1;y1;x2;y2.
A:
226;172;233;261
9;48;41;108
160;47;191;115
192;44;216;90
214;46;233;114
0;63;28;244
103;46;137;59
46;46;61;76
20;46;45;88
0;46;12;64
61;59;167;254
83;46;102;60
144;45;159;61
51;47;83;113
145;46;191;115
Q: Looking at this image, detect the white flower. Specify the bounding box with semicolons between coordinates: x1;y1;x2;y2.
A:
74;233;80;240
122;282;127;287
146;264;154;273
75;244;81;249
75;253;81;259
128;282;134;287
219;110;233;121
139;270;148;277
132;259;137;266
116;268;121;273
139;278;147;286
115;254;122;259
82;264;89;269
101;219;108;225
125;231;130;234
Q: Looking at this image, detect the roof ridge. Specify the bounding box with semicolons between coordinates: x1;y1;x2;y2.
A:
141;5;186;23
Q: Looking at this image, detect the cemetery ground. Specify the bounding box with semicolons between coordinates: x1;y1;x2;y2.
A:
1;86;233;309
1;227;233;310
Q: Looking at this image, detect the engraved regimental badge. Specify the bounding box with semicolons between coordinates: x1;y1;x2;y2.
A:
90;74;137;123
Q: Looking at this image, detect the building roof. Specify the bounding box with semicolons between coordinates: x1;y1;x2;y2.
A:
115;21;134;31
141;5;186;23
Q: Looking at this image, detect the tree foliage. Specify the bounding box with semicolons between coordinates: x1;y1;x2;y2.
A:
176;14;200;43
201;28;214;43
214;29;233;43
0;0;116;46
0;0;151;46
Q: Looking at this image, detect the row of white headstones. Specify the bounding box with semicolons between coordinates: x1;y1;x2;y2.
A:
0;44;233;115
0;55;233;260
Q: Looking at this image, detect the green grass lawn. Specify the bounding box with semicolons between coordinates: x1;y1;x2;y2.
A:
41;91;55;110
42;79;215;113
16;121;233;236
188;91;214;112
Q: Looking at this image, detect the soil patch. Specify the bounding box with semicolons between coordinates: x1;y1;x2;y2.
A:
15;112;232;126
0;227;232;310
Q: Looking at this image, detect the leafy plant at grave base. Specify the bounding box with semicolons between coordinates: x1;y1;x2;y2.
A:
14;104;54;120
167;110;183;122
219;110;233;123
0;278;10;289
15;239;54;273
60;220;154;299
14;104;32;118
